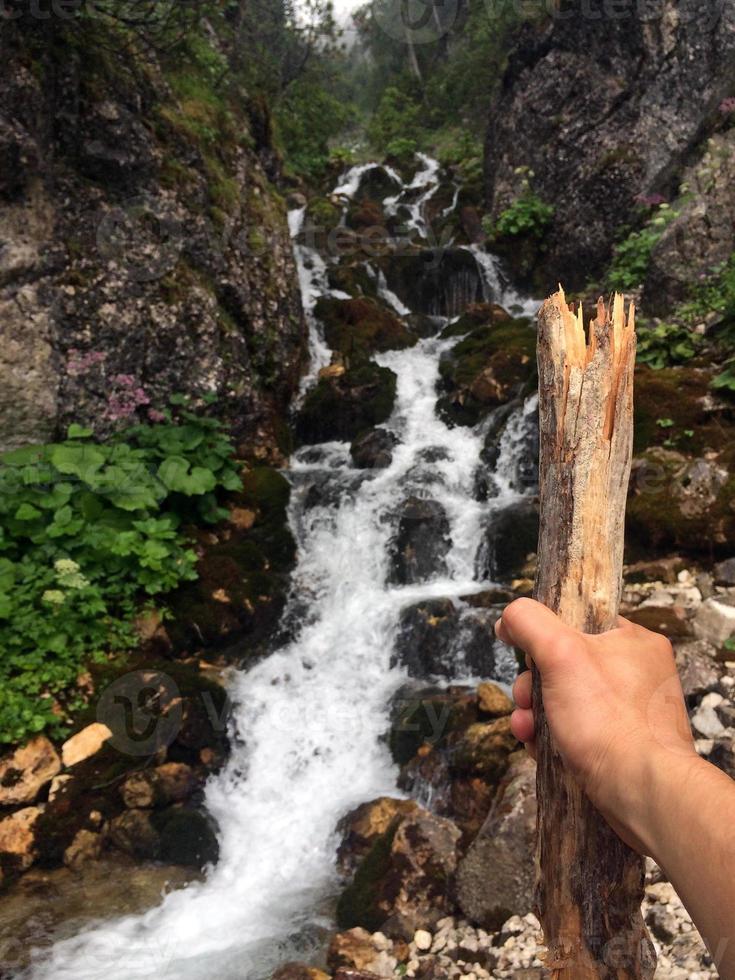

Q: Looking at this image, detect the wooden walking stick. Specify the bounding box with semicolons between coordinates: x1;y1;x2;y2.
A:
533;289;655;978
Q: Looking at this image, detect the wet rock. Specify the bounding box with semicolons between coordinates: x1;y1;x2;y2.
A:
388;498;451;585
0;737;61;806
448;717;518;782
478;498;539;582
626;605;691;639
152;806;219;869
63;829;103;871
61;724;113;768
108;808;162;861
351;428;398;469
380;249;483;319
0;807;41;873
296;362;398;445
328;927;390;971
477;683;513;719
352;166;402;204
406;314;444;339
336;807;461;939
337;798;419;876
693;597;735;650
437;321;536;427
273;965;330;980
388;686;478;766
394;600;499;680
675;641;721;700
714;558;735;587
120;763;198;809
625;557;686;585
456;753;537;931
315;297;417;360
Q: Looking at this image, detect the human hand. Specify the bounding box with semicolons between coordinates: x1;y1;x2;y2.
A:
496;597;699;854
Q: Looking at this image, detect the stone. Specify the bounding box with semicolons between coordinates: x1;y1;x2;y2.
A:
479;497;539;582
350;428;398;469
714;558;735;587
394;599;498;679
477;682;513;718
693;598;735;649
449;717;518;781
388;685;478;766
272;964;330;980
690;693;726;739
61;723;112;768
456;753;537;931
675;641;720;699
337;798;419;875
388;497;451;585
296;362;398;446
63;829;103;870
626;605;691;639
152;807;219;869
120;763;197;809
0;737;61;806
0;807;41;872
413;930;432;951
108;809;161;861
625;558;685;585
336;807;461;938
708;736;735;779
328;928;386;971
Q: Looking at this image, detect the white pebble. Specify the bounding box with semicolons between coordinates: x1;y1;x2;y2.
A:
414;929;432;951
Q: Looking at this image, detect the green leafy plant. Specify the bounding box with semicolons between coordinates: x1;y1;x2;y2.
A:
0;409;241;744
484;170;554;240
712;359;735;394
607;203;677;290
636;321;701;370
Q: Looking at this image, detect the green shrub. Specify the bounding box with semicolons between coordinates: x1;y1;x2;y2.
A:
608;204;677;290
484;171;554;240
636;321;701;370
0;410;241;745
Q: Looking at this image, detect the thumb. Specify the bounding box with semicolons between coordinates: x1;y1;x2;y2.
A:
495;597;578;676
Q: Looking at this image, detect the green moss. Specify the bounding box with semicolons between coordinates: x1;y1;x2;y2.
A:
336;819;400;932
315;297;417;360
634;366;730;455
296;363;398;445
240;468;291;524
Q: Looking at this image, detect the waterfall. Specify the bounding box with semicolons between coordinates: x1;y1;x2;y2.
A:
27;157;537;980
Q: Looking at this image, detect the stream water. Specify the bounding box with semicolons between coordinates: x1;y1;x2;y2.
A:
26;158;538;980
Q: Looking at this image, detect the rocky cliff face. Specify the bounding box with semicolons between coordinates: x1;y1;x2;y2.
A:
0;21;306;457
484;0;735;291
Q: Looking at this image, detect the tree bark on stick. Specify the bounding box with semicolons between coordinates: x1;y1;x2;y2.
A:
533;289;655;978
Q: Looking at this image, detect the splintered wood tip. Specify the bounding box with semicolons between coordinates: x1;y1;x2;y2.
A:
546;287;635;371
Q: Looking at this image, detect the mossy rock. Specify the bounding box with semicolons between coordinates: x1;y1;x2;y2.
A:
152;806;219;869
315;297;417;360
626;448;735;557
336;818;400;932
388;686;479;765
166;469;296;660
305;196;340;229
346;198;385;230
295;362;398;445
327;263;378;299
439;303;517;339
437;319;536;426
633;365;734;456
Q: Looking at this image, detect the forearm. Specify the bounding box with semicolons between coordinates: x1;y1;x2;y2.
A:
631;750;735;976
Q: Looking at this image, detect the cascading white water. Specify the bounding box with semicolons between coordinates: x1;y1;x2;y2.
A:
27;158;536;980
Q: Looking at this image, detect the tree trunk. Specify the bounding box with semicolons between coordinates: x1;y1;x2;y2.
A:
533;289;655;978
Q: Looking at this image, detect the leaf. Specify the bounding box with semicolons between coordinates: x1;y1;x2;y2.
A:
67;424;94;439
14;503;42;521
53;505;74;527
158;455;190;492
49;445;106;483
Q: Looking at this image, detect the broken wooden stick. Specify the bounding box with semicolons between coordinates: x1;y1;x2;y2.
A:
533;289;655;978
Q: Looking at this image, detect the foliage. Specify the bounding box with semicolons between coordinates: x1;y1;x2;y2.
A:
636;321;701;370
366;86;423;150
0;410;241;744
712;360;735;394
485;171;555;240
607;203;677;291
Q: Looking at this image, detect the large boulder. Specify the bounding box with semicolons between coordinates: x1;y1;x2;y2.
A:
337;798;420;876
484;0;735;290
0;737;61;806
336;807;461;938
351;427;398;469
456;752;537;930
388;497;451;585
379;249;484;318
0;807;41;875
388;685;479;766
